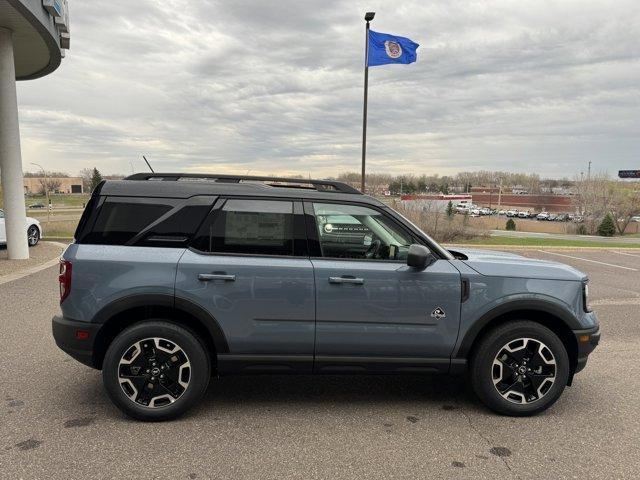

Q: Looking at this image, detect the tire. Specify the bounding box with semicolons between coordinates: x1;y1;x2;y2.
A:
470;320;569;416
102;321;210;421
27;225;40;246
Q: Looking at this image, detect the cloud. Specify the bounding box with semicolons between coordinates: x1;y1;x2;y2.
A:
15;0;640;178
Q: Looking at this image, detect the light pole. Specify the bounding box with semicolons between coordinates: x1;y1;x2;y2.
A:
31;162;50;223
361;11;375;193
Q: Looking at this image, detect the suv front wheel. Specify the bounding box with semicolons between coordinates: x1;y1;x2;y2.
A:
470;320;570;416
102;321;210;421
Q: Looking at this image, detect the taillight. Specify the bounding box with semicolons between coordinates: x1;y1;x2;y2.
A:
59;260;72;303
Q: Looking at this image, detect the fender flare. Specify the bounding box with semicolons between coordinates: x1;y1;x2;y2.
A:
91;293;229;354
454;299;581;358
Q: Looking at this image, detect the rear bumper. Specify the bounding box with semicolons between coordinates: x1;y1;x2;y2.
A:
573;326;600;374
52;315;101;369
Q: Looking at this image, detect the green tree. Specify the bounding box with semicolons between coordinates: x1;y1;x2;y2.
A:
446;201;454;219
506;218;516;231
90;168;103;192
597;214;616;237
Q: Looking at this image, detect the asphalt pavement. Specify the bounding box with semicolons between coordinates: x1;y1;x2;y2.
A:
0;248;639;479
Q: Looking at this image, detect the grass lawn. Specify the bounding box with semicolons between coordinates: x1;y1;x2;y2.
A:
459;236;640;249
26;194;90;209
42;220;79;238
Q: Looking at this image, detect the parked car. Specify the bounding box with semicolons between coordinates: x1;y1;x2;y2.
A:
498;210;507;216
0;209;42;247
479;207;492;216
29;203;45;209
506;210;518;217
52;173;600;421
536;212;550;221
548;214;558;221
517;211;530;218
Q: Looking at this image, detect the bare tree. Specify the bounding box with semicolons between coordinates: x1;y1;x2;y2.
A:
37;177;62;195
609;183;640;234
573;173;639;234
79;168;93;192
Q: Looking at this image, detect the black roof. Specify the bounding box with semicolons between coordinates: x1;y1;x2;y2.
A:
99;173;383;206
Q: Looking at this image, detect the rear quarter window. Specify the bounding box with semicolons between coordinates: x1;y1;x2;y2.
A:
81;196;214;247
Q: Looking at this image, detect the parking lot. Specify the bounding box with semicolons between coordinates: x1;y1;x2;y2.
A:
1;246;639;479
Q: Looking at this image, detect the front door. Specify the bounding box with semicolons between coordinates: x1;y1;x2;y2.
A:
306;201;462;373
175;198;315;374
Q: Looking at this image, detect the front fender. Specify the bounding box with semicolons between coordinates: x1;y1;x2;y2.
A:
454;294;582;359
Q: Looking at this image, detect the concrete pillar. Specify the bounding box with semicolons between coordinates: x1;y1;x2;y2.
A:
0;28;29;259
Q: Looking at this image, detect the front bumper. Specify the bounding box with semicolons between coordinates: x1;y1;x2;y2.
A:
52;315;102;369
573;326;600;374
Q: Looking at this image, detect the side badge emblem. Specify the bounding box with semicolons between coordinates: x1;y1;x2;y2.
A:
431;307;446;320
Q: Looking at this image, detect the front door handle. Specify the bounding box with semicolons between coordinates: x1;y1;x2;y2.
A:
328;276;364;285
198;273;236;282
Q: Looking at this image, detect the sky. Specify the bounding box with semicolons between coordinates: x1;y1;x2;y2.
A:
15;0;640;178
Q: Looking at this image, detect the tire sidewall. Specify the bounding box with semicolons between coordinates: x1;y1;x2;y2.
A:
102;320;210;421
28;226;39;246
471;321;570;416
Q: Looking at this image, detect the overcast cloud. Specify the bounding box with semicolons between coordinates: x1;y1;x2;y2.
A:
15;0;640;178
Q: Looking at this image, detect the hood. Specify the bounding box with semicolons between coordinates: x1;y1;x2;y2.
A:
449;248;587;281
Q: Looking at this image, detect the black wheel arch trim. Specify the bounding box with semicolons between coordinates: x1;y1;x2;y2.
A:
454;299;582;358
90;293;229;355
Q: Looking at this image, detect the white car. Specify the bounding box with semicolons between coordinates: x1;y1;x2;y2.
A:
536;212;550;220
517;211;530;218
506;210;518;217
0;209;42;247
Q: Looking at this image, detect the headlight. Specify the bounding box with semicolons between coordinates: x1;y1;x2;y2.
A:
582;281;591;312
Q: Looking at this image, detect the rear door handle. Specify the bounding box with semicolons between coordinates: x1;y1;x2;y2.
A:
198;273;236;282
329;276;364;285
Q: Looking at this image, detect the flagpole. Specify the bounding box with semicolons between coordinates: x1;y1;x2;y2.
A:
361;12;375;193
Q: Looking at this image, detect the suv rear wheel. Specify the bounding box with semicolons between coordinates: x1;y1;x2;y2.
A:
470;320;569;416
102;321;210;421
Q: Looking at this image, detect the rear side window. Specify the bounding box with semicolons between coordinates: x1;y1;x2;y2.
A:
192;199;304;256
81;196;214;247
83;198;173;245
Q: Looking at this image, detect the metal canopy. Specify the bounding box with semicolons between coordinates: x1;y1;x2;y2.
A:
0;0;64;80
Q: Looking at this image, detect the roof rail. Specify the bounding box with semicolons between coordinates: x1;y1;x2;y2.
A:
124;173;361;194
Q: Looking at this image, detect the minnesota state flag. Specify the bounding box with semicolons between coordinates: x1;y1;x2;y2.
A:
367;30;419;66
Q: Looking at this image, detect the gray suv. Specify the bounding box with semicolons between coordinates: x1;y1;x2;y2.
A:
52;173;600;421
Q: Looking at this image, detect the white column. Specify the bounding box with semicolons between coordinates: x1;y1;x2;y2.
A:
0;28;29;259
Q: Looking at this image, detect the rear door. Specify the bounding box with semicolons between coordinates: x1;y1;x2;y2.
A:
175;197;315;374
306;201;462;373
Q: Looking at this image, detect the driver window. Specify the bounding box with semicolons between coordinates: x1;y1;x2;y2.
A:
312;202;413;260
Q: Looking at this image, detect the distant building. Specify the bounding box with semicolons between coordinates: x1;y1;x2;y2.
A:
470;186;500;194
23;177;84;195
400;194;473;213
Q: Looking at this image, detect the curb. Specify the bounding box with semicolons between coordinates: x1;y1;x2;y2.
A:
0;241;68;286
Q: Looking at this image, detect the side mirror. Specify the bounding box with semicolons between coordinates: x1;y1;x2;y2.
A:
407;244;434;270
